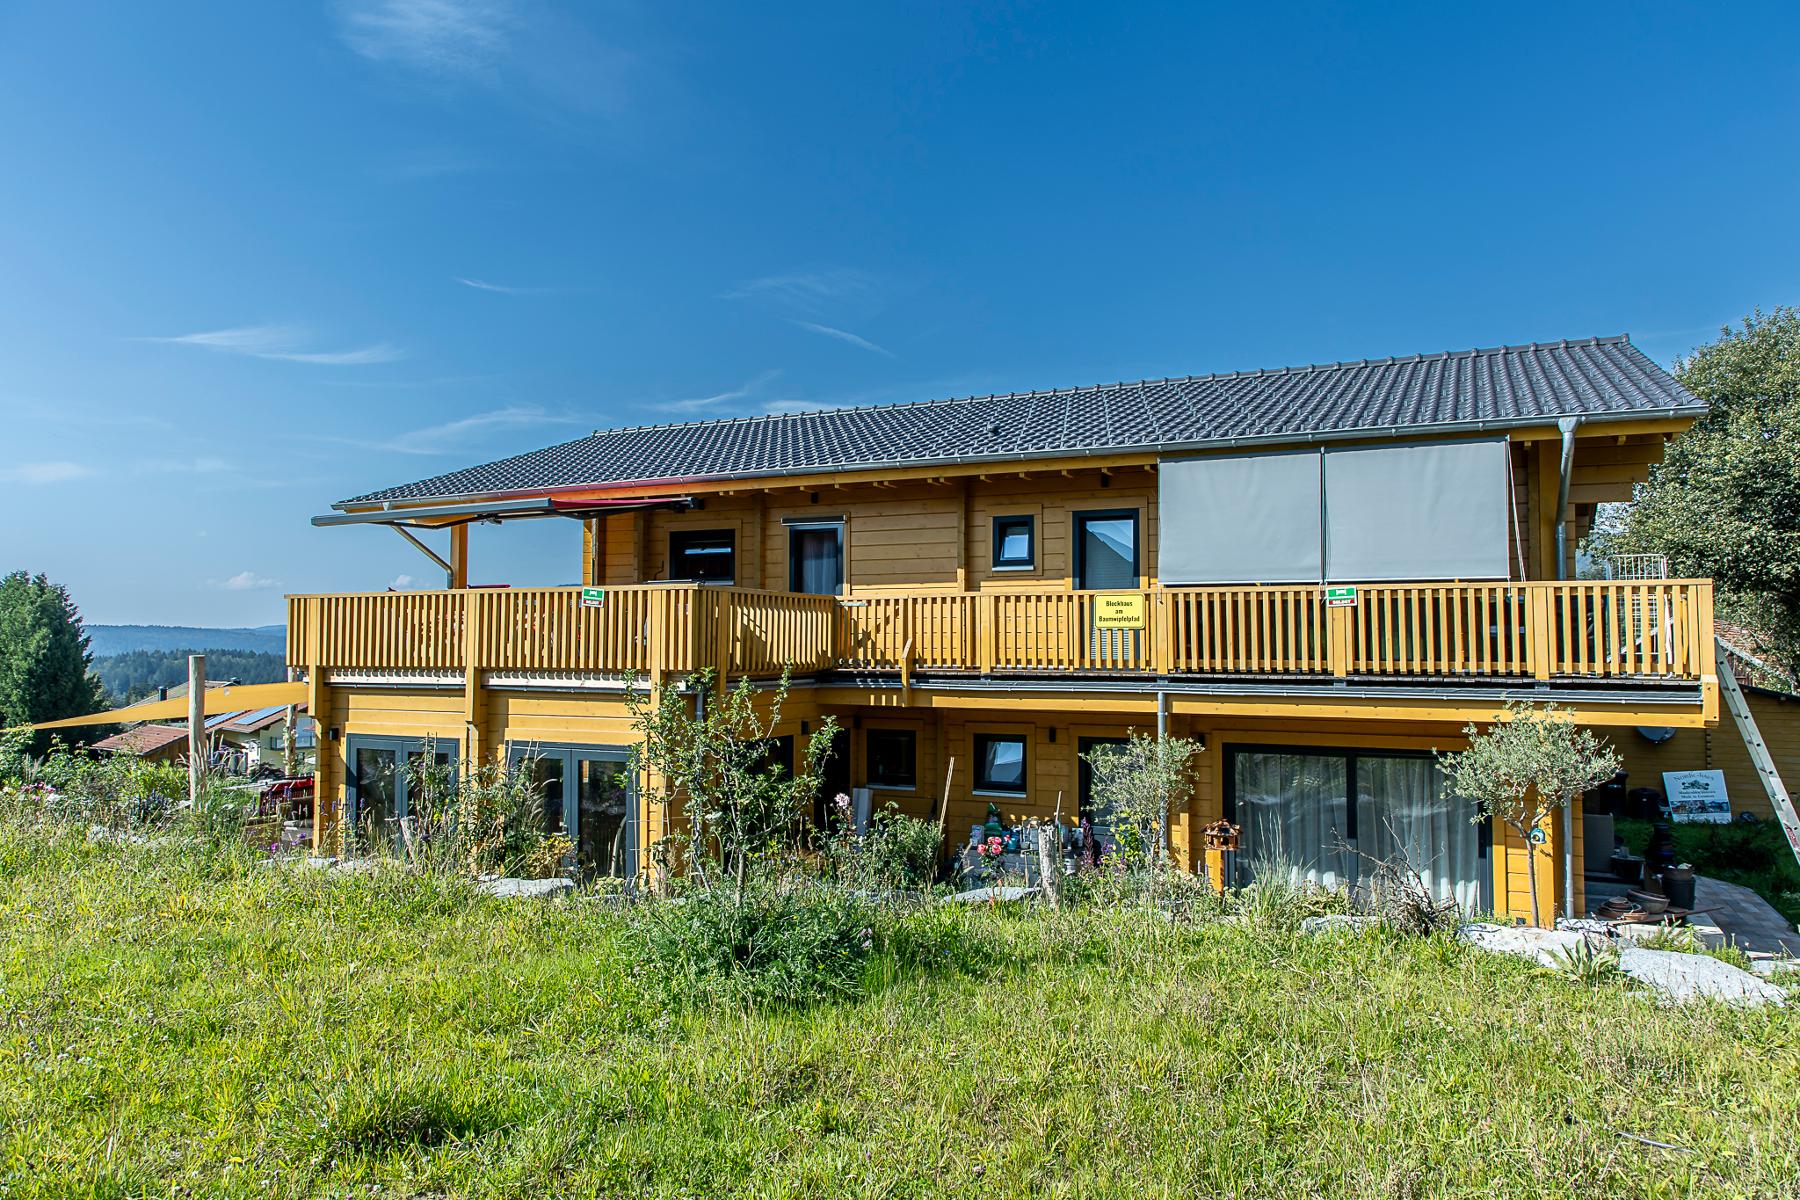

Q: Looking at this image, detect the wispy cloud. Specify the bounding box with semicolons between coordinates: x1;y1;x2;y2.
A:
724;267;877;315
335;0;513;81
0;461;94;485
390;573;423;589
454;276;578;296
790;320;894;358
670;369;782;412
210;570;280;592
139;324;404;366
335;1;635;118
318;405;583;455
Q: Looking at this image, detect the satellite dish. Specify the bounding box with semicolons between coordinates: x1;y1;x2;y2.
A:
1636;726;1676;745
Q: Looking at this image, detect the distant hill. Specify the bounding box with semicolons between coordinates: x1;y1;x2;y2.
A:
86;624;286;658
93;648;289;705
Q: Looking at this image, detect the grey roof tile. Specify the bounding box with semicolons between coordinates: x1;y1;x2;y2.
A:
339;335;1701;507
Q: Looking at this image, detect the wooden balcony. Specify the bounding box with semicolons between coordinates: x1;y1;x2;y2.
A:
288;579;1715;691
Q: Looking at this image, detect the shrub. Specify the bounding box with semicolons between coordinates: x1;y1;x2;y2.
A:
631;880;878;1009
385;749;570;879
818;802;944;891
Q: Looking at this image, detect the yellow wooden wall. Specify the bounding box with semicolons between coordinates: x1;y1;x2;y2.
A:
1611;688;1799;821
582;432;1659;594
314;684;1583;922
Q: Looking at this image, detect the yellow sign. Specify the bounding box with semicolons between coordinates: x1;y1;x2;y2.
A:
1092;593;1147;629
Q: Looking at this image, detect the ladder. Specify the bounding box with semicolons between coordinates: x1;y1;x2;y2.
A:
1717;641;1800;871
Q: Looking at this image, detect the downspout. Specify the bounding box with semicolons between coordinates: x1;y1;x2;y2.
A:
1556;416;1579;922
1156;690;1169;862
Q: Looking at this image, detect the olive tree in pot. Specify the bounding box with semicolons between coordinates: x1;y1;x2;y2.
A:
1437;700;1620;928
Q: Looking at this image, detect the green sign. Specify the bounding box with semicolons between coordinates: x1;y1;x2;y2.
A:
1325;586;1357;608
580;586;605;609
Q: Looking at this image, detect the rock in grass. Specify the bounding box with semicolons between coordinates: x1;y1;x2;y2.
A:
1457;922;1602;967
1749;959;1799;980
944;885;1038;904
1301;914;1380;935
1616;947;1786;1006
478;877;575;899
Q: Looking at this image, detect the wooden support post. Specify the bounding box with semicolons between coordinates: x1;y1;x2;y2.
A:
186;654;206;801
1153;589;1172;675
463;589;485;772
1528;586;1553;681
448;524;470;589
714;590;734;692
586;517;606;586
1328;606;1351;678
1528;439;1563;581
978;593;996;674
955;477;970;591
1697;583;1719;724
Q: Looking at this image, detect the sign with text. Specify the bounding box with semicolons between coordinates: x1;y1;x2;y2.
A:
1663;769;1731;824
1325;585;1358;608
1093;593;1147;629
580;587;606;609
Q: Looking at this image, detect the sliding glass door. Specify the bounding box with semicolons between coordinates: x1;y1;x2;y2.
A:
509;744;635;878
1227;745;1488;911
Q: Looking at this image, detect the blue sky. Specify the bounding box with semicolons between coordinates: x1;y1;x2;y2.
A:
2;1;1797;627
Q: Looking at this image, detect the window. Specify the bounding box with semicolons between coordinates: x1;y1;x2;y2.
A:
866;729;917;788
788;522;844;595
1074;510;1139;590
992;515;1035;570
974;733;1027;794
670;529;735;583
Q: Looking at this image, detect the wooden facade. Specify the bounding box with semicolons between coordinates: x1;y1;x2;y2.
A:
295;425;1715;925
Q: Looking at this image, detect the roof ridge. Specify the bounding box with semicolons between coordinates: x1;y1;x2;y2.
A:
577;335;1633;441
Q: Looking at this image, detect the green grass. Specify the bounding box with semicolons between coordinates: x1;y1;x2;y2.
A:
1615;816;1800;927
1;828;1797;1198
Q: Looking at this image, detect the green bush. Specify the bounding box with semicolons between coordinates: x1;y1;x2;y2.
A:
631;881;878;1009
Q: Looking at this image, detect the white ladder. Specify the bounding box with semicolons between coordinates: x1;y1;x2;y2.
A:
1717;641;1800;871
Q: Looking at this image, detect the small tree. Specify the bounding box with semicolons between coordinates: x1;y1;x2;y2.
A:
625;669;838;906
1083;732;1204;877
1437;701;1620;927
0;572;109;753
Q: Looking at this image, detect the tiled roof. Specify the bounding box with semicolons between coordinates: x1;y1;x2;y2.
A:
92;724;188;755
339;335;1701;507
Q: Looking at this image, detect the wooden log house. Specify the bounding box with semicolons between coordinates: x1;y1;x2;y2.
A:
293;336;1717;924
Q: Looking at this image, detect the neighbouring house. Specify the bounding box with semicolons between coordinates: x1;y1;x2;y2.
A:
291;335;1719;924
210;706;314;775
91;723;190;763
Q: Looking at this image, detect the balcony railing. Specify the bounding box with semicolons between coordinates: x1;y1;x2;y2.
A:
289;579;1715;687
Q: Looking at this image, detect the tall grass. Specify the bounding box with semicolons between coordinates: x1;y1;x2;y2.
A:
0;819;1796;1198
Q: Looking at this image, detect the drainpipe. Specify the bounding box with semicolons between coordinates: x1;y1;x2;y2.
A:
1156;690;1169;861
1556;416;1579;922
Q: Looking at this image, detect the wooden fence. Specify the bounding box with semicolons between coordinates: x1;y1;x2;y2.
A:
290;580;1714;685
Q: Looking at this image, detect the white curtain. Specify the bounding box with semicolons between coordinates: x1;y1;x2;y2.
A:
1234;752;1351;889
1356;756;1483;913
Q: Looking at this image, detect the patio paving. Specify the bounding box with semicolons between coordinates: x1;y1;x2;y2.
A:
1693;875;1800;958
1587;874;1800;958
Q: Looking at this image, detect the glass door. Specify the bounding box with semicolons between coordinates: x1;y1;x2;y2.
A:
346;736;457;852
1075;510;1139;660
1226;745;1489;911
509;744;635;878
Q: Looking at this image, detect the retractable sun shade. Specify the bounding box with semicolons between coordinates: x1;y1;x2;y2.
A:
1158;437;1510;584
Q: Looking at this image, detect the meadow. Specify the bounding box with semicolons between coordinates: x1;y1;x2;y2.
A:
2;826;1797;1199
